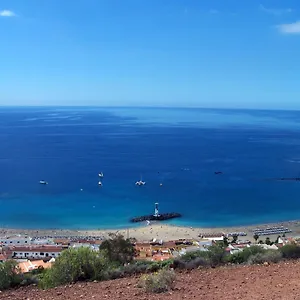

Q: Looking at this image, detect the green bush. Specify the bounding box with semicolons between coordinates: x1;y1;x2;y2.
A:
139;269;176;293
39;247;108;289
0;260;22;290
247;250;282;265
174;257;209;269
100;234;135;265
207;244;226;266
176;244;226;267
122;263;147;275
279;244;300;259
179;250;209;262
227;246;266;264
20;273;39;286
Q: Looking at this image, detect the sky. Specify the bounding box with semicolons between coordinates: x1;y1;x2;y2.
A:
0;0;300;109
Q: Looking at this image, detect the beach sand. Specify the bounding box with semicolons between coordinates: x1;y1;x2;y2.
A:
2;220;300;242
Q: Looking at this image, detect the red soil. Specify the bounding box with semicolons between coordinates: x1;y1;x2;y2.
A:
1;260;300;300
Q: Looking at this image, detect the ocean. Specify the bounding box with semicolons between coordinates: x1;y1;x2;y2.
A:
1;107;300;229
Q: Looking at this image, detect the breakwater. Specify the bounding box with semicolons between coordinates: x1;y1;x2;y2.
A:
130;213;182;223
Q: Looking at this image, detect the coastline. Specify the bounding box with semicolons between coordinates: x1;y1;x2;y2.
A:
1;220;300;242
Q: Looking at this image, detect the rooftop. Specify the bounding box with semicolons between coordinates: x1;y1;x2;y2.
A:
18;260;53;273
8;245;63;252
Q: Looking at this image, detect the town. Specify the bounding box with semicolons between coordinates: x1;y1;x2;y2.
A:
0;225;296;275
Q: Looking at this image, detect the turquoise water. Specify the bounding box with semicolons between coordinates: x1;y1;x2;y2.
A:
1;107;300;229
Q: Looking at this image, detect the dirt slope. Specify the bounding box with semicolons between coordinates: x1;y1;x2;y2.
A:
2;261;300;300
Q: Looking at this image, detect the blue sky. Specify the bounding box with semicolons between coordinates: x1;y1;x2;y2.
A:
0;0;300;109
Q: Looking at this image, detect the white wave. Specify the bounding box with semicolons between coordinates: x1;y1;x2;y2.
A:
23;118;39;121
286;159;300;164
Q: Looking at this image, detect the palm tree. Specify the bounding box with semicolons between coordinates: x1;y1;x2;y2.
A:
223;236;229;247
265;237;271;245
253;234;259;243
232;234;238;243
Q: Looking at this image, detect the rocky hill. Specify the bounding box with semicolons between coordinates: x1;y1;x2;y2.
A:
1;260;300;300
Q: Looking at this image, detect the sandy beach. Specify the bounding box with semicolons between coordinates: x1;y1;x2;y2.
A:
1;220;300;242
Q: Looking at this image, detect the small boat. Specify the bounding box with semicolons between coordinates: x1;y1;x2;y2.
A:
214;171;223;175
160;183;163;186
98;181;102;186
98;172;104;178
39;180;48;185
135;180;146;186
135;175;146;186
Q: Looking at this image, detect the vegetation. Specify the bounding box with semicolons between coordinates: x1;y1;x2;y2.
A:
100;233;135;265
0;260;22;290
253;234;259;243
279;244;300;259
3;234;300;292
223;236;229;246
138;269;176;293
247;250;282;265
208;243;226;266
227;246;266;264
232;234;238;243
265;237;271;245
39;247;108;289
178;250;209;263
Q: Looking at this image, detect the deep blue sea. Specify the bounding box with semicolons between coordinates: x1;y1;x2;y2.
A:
1;107;300;229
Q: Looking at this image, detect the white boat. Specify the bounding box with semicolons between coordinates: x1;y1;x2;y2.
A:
135;180;146;186
135;175;146;186
98;172;104;178
98;181;102;186
39;180;48;185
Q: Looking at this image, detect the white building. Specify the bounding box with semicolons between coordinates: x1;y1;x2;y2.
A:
0;235;32;245
9;245;63;259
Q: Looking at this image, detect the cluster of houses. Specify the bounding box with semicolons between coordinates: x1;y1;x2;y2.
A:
0;235;103;271
0;231;296;274
225;236;293;255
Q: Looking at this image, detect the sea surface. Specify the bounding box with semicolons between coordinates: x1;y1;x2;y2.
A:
1;107;300;229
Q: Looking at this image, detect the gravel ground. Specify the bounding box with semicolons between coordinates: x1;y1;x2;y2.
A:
2;261;300;300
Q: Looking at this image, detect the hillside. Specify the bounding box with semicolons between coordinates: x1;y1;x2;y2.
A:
1;261;300;300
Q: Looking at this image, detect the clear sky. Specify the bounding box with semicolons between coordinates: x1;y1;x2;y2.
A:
0;0;300;109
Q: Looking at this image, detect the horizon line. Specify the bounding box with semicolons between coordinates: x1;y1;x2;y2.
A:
0;105;299;112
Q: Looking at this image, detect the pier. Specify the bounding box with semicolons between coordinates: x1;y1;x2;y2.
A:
130;203;182;223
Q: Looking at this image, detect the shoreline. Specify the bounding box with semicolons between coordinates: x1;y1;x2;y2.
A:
1;220;300;241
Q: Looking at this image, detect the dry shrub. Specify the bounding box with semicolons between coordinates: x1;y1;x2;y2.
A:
138;268;176;293
247;250;282;265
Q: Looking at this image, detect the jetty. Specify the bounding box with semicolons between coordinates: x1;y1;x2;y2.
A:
130;203;182;223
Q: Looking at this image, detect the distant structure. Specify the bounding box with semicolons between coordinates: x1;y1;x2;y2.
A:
130;202;181;223
154;202;160;217
0;235;32;245
214;171;223;175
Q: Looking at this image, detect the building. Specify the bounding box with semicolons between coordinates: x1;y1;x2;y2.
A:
226;243;250;255
0;254;6;262
53;238;71;246
17;259;53;273
0;235;32;245
9;245;63;259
